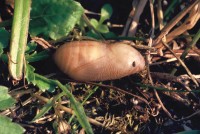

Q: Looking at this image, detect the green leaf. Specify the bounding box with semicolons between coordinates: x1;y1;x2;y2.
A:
176;130;200;134
26;42;37;54
0;115;25;134
30;0;84;40
102;31;116;38
0;86;16;110
99;4;113;24
32;99;54;121
25;64;57;92
96;24;109;33
0;28;10;55
90;19;109;33
25;63;35;83
25;63;93;133
0;54;8;63
26;50;49;62
34;74;57;92
90;19;99;28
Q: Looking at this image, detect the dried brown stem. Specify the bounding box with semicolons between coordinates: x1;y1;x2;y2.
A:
122;0;148;37
32;93;115;131
153;0;200;47
162;41;199;86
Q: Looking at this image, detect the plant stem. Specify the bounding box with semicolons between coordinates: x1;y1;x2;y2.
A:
9;0;31;80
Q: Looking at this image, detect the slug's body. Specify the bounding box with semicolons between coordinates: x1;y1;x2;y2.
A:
54;41;145;81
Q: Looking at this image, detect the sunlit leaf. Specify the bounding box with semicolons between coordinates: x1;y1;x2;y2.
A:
90;19;109;33
99;4;113;24
30;0;84;40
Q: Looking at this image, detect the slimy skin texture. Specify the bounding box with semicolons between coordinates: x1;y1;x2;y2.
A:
54;41;145;81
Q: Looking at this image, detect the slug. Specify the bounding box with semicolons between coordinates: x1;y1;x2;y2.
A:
54;41;145;81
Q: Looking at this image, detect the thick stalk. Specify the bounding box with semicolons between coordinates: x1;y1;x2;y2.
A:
9;0;31;80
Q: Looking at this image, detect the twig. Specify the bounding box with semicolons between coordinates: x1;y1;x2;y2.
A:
153;0;200;47
72;80;150;107
32;94;115;131
147;0;179;122
157;0;164;30
165;2;200;44
121;0;139;36
162;41;199;87
171;29;200;74
122;0;148;37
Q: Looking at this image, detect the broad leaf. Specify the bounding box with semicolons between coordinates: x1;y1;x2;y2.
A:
30;0;84;40
34;74;57;92
99;4;113;24
90;19;109;33
25;64;56;92
26;50;49;62
0;115;25;134
0;86;16;110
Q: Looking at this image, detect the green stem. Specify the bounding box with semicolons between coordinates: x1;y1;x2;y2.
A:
9;0;31;80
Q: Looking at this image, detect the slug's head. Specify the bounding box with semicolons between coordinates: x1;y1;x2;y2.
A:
110;42;145;75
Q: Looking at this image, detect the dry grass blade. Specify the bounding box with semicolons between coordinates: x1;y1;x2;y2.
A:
157;0;164;30
121;0;138;36
162;41;199;87
122;0;148;36
32;94;115;131
165;2;200;44
153;0;200;47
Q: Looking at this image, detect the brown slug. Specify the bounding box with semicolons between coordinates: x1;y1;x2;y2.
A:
53;41;145;81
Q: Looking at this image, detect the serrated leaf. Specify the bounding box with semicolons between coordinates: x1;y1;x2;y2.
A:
0;86;16;110
29;0;84;40
25;64;56;92
34;74;57;92
32;99;53;121
0;115;25;134
99;4;113;24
